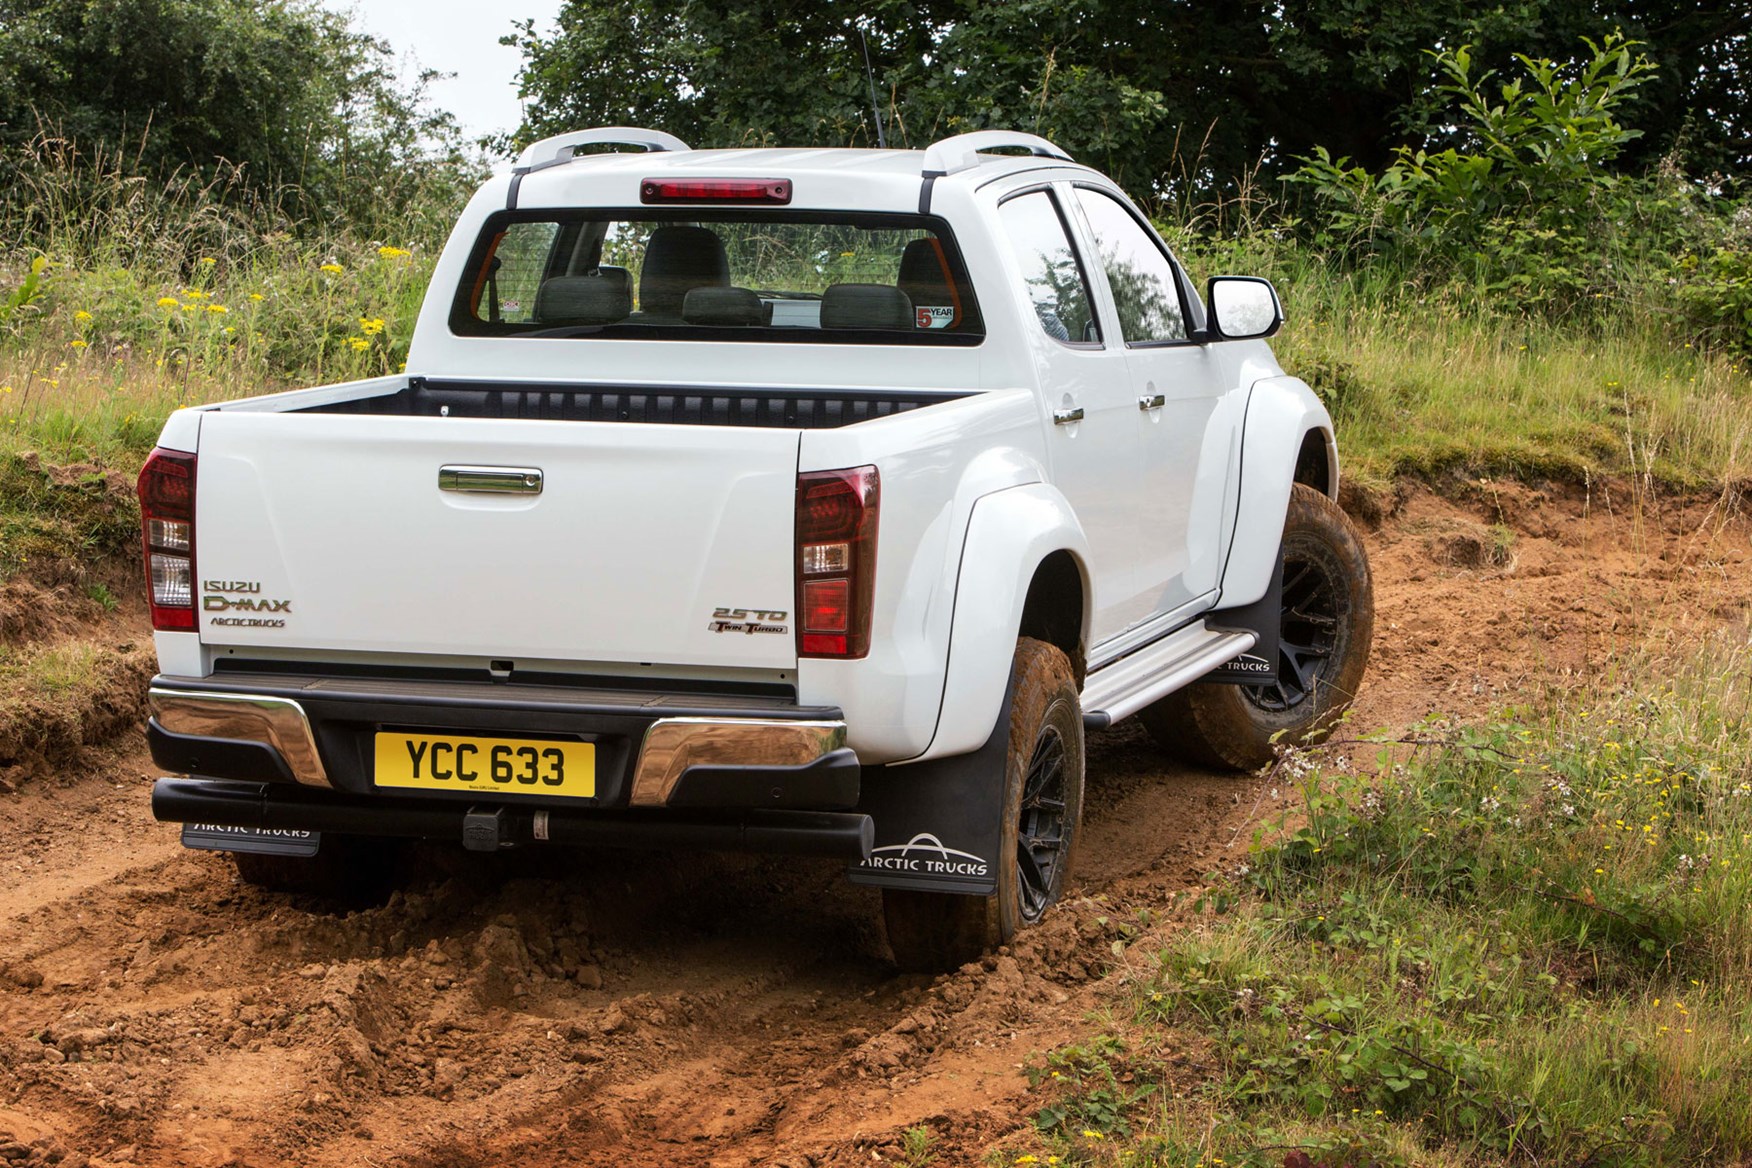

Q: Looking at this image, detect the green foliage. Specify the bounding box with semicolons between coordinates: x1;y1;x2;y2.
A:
0;256;48;325
1288;34;1658;305
84;581;117;612
1674;227;1752;355
1028;1034;1150;1140
0;0;477;240
1103;635;1752;1164
0;451;139;582
505;2;1751;202
899;1124;937;1168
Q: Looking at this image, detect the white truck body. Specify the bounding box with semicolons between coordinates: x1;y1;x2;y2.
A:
142;130;1341;906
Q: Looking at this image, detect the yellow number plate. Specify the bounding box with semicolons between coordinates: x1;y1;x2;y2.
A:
373;732;595;798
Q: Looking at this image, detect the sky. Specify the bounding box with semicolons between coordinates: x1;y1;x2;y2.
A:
318;0;566;151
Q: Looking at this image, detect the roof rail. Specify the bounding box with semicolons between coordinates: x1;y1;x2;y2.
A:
920;131;1072;177
514;127;691;172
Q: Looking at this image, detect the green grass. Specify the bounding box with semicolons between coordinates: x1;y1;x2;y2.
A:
0;450;141;582
1169;234;1752;496
1015;633;1752;1167
0;137;444;478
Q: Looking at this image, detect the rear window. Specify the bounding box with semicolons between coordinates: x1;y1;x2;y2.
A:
450;210;983;345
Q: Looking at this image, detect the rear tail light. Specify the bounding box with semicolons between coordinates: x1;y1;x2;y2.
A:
138;447;197;631
796;466;878;658
640;178;792;204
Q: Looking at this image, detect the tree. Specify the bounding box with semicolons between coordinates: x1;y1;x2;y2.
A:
0;0;470;231
503;0;1751;205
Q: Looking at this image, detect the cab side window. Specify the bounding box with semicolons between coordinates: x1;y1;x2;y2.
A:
1075;189;1187;343
997;191;1100;345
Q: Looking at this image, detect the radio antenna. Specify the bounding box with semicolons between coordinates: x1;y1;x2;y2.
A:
857;26;888;148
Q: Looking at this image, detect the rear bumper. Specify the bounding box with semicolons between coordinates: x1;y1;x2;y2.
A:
147;673;859;812
153;777;873;860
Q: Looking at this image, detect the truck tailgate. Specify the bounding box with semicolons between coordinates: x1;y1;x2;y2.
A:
192;412;800;670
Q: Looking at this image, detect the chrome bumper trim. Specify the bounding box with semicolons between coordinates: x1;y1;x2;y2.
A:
148;688;331;789
630;718;848;807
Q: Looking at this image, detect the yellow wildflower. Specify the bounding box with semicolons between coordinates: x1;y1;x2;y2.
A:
1081;1129;1104;1140
199;256;216;265
359;317;385;335
183;289;207;299
206;304;228;314
348;337;370;352
74;310;93;322
249;292;265;302
378;245;410;259
69;339;87;349
156;296;180;308
320;262;344;274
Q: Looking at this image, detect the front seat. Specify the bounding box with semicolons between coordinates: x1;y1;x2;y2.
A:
636;225;731;320
897;237;961;330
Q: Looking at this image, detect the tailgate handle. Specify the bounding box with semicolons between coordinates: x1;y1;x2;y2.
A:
438;465;544;495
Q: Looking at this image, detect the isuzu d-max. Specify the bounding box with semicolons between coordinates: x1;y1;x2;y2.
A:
140;127;1372;970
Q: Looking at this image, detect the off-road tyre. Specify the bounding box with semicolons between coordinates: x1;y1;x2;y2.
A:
883;637;1086;973
1142;483;1373;771
230;834;399;903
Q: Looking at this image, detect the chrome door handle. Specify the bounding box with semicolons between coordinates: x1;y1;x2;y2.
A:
438;465;544;494
1052;406;1085;426
1138;392;1166;410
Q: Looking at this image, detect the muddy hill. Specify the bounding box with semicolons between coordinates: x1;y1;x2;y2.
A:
0;476;1747;1166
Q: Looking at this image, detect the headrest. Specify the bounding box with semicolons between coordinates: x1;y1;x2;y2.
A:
639;225;730;316
898;238;953;302
533;272;632;325
683;286;767;326
820;283;914;331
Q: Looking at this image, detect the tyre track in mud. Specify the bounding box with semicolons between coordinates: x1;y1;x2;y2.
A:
0;479;1747;1167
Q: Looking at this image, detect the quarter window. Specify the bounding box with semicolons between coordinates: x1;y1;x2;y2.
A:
1075;189;1187;343
997;191;1100;345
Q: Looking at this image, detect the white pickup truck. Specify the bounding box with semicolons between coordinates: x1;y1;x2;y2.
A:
140;128;1372;970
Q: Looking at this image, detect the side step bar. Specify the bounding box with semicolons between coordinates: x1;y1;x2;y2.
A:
1080;628;1257;730
153;778;874;860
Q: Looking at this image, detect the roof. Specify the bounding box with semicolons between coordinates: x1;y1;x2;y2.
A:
501;131;1101;215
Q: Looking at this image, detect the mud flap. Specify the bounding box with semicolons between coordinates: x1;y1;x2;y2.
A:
181;823;320;857
1202;543;1283;684
844;670;1016;896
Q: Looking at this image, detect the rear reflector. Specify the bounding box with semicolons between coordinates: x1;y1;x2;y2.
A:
640;178;792;205
138;448;197;631
796;466;878;659
802;579;851;633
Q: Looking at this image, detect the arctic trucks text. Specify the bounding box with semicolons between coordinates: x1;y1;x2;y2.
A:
140;127;1374;970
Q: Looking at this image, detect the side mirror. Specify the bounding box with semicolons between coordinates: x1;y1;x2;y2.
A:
1205;276;1283;340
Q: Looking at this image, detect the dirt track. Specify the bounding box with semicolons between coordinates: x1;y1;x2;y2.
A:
0;479;1747;1167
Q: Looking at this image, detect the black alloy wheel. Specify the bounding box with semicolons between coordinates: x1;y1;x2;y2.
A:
1016;721;1070;923
1137;484;1374;771
1242;551;1343;714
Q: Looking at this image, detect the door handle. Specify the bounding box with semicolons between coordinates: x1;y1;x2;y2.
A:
1138;392;1166;410
438;465;544;494
1052;406;1085;426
